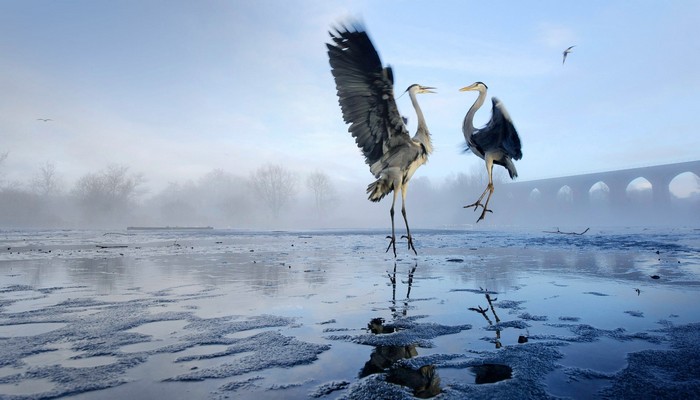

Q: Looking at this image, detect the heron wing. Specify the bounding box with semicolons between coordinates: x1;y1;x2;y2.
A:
473;97;522;160
327;23;409;167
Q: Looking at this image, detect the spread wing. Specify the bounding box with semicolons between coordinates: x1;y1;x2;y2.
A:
472;97;522;161
327;23;410;167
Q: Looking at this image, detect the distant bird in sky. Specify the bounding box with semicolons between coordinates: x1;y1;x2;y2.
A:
460;82;522;222
36;118;52;122
327;22;435;257
562;45;575;65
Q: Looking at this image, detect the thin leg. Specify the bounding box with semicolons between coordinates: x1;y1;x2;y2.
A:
476;184;494;222
385;190;399;257
399;186;417;255
476;160;496;222
464;158;496;223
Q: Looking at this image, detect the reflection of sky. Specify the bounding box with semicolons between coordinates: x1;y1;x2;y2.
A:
1;228;699;398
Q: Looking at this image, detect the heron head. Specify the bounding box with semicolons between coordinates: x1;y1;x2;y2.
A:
459;82;488;92
405;84;436;95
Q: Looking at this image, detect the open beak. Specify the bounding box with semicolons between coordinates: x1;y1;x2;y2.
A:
419;86;436;94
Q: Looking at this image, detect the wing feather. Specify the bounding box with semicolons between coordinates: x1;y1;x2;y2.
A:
472;97;522;161
327;23;409;167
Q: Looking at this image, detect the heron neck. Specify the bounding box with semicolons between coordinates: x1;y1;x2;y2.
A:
463;88;487;140
409;90;432;154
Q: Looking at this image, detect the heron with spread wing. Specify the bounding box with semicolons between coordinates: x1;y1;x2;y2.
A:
327;23;435;257
460;82;522;222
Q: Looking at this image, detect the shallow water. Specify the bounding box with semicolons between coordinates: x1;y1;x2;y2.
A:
1;227;699;399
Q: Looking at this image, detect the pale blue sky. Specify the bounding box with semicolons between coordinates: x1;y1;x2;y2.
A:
2;0;699;193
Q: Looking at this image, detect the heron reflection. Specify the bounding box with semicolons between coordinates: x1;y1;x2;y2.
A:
360;263;441;397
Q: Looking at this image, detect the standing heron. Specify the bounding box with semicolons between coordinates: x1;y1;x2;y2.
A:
460;82;522;222
327;23;435;257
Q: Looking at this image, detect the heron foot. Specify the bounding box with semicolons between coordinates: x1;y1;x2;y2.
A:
475;208;493;223
464;201;485;210
464;200;492;222
400;235;418;255
385;235;397;258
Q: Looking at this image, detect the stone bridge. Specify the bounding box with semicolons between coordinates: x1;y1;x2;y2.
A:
494;160;700;225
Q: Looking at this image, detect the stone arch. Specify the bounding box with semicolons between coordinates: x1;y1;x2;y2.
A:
557;185;573;203
589;181;610;204
626;177;653;204
669;171;700;201
529;188;541;202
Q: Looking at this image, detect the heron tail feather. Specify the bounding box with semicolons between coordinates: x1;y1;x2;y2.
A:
367;178;392;202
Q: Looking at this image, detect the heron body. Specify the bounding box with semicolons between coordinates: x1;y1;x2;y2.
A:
460;82;522;222
327;22;434;256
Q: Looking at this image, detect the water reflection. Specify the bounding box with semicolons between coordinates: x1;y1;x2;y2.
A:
388;262;417;318
469;289;503;349
360;263;442;398
359;317;418;377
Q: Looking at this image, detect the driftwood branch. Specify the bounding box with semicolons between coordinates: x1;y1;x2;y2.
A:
96;245;128;249
543;227;590;235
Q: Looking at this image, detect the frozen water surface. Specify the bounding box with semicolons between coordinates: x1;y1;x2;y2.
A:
1;227;699;399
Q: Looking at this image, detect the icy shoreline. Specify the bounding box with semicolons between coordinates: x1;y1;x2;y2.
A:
1;228;699;399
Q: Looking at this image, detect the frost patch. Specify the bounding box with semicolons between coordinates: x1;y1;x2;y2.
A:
496;300;526;312
309;380;351;398
519;313;548;321
326;317;471;348
167;331;330;381
601;322;700;398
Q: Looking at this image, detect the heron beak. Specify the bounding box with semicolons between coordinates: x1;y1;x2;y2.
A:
419;86;436;94
459;84;478;92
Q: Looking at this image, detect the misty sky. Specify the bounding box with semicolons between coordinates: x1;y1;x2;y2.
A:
2;0;699;193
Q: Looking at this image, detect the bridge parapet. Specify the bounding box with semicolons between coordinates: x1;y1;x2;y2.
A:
500;160;700;225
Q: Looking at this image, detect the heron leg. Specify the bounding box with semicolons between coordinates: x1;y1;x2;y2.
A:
385;190;399;257
476;184;495;222
398;186;417;255
464;157;495;222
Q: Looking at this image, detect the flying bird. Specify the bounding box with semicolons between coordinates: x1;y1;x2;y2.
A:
460;82;522;222
327;22;435;257
562;45;575;64
36;118;52;122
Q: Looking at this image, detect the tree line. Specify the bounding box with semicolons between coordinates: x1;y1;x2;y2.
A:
0;152;500;229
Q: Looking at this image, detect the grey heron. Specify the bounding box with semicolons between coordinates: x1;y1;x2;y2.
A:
562;45;575;64
460;82;522;222
327;23;435;257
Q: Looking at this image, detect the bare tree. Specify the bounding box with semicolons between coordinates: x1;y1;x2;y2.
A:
31;162;62;197
306;170;336;216
250;164;297;218
72;164;144;224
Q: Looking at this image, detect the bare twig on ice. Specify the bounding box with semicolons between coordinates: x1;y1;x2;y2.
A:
543;227;590;235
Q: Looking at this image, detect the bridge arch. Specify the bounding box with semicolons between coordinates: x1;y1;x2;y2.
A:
626;177;653;204
669;171;700;201
529;188;541;202
589;181;610;204
557;185;573;203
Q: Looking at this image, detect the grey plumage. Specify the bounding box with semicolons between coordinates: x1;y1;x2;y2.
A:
461;82;522;222
327;22;434;256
